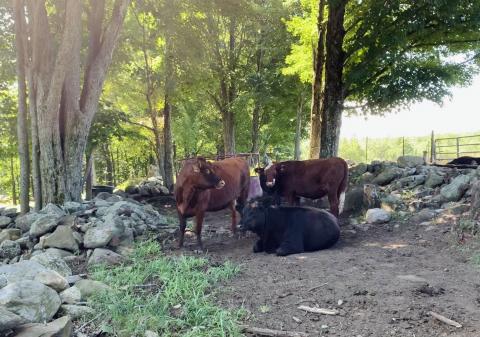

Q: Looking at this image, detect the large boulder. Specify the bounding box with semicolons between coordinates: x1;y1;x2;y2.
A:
62;201;84;214
380;194;404;212
0;306;26;331
410;208;436;223
0;228;21;243
58;304;95;319
40;204;66;217
0;240;21;259
397;155;425;168
366;208;391;224
0;280;61;324
88;248;125;267
30;253;72;277
0;261;49;285
43;225;79;252
440;175;472;202
29;215;60;238
2;207;18;217
83;225;114;249
74;279;110;299
394;175;426;189
59;286;81;304
13;315;72;337
15;213;46;233
372;167;403;186
0;216;12;229
425;172;445;188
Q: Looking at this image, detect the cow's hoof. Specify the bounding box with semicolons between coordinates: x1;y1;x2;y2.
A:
275;248;289;256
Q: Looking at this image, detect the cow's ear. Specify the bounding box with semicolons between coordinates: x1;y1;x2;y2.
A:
192;165;200;173
254;167;264;174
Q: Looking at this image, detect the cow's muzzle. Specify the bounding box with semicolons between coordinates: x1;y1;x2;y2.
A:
266;179;275;187
216;180;226;189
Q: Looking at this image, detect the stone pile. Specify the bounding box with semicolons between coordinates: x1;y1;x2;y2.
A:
124;176;171;198
0;192;171;335
345;155;480;224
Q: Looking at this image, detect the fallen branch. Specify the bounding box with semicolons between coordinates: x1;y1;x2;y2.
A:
428;311;462;328
240;325;308;337
298;305;338;316
307;282;328;292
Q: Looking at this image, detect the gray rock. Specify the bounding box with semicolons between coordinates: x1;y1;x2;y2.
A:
62;201;83;214
58;304;94;319
59;286;81;304
13;315;72;337
440;175;472;202
411;208;436;223
343;187;365;214
0;240;21;259
83;225;113;249
29;215;60;238
425;172;444;188
74;279;110;299
43;225;79;252
372;167;403;186
0;228;21;243
381;194;404;211
0;261;49;285
44;248;74;259
15;213;46;233
40;204;66;217
0;306;27;331
106;195;123;203
34;270;69;292
95;192;114;200
2;207;17;217
30;253;72;277
394;175;426;189
366;208;391;224
0;216;11;228
15;236;32;250
88;248;125;267
94;199;111;208
0;280;61;324
397;155;425;168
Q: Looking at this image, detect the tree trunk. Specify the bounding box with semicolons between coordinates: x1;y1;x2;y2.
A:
13;0;30;214
103;143;114;186
309;0;326;159
10;157;17;205
320;0;347;158
21;0;130;205
85;150;94;200
294;93;305;160
163;32;175;191
251;102;261;154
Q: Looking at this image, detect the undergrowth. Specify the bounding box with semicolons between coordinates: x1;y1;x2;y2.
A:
88;240;244;337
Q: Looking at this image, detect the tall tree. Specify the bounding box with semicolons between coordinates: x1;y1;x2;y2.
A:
13;0;130;205
309;0;326;159
12;0;29;213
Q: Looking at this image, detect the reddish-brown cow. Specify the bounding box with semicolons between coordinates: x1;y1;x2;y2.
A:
255;157;348;216
175;157;250;249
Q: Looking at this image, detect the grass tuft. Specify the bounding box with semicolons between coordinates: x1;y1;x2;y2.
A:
88;240;244;337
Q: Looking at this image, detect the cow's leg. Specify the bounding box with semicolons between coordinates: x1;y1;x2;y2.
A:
195;211;205;251
178;214;187;248
328;190;340;217
287;193;299;206
229;201;238;235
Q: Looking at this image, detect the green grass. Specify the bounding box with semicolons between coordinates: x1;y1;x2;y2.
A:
88;240;244;337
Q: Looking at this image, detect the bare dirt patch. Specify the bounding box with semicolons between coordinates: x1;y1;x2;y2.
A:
162;209;480;337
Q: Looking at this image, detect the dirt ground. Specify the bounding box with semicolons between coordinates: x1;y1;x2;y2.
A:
160;205;480;337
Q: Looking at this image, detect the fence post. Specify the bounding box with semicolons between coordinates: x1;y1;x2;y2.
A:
456;137;460;158
402;137;405;156
365;137;368;163
430;131;435;163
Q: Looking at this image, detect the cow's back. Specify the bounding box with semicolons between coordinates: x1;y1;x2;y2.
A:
280;158;347;198
207;158;250;211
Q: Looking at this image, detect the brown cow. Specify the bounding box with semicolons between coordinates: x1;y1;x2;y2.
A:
255;157;348;217
175;157;250;250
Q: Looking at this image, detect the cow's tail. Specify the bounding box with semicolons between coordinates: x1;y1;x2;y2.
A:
338;159;349;214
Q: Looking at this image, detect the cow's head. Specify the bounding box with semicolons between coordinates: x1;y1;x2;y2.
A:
189;157;225;190
239;197;273;234
256;163;285;188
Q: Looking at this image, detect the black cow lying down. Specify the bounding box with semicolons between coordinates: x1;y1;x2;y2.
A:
447;156;480;166
239;197;340;256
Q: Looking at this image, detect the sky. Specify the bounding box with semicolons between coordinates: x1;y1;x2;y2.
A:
341;75;480;139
